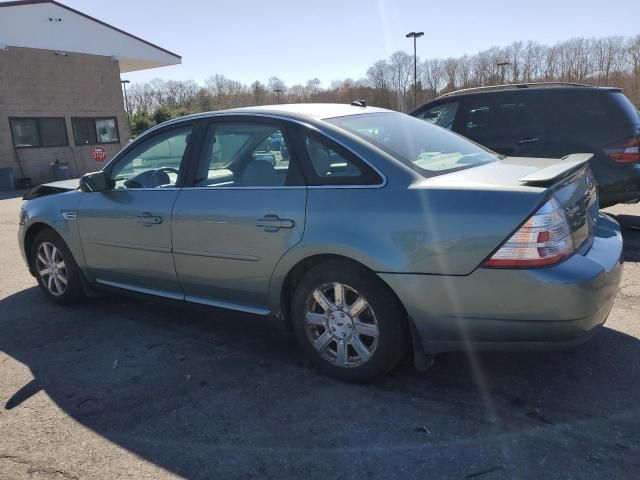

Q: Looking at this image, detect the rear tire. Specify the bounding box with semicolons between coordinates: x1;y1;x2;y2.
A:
291;260;408;382
31;229;85;305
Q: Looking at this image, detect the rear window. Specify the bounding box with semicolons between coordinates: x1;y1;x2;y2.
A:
609;92;640;125
326;112;499;175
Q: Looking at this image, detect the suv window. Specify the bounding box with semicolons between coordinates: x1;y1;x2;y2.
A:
110;127;192;189
416;102;459;130
548;90;638;133
462;96;542;136
195;122;294;187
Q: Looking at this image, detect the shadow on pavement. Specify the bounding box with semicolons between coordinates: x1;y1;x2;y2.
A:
1;285;639;479
0;189;26;201
612;214;640;262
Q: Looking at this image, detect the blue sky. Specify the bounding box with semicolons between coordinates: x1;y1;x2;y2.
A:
63;0;640;87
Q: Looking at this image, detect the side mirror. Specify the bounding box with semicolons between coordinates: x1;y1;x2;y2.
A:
79;171;114;192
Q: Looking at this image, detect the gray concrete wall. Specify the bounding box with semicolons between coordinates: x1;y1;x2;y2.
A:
0;46;129;186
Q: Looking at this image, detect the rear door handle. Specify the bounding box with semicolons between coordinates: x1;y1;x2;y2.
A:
137;212;163;226
256;214;295;232
517;137;540;145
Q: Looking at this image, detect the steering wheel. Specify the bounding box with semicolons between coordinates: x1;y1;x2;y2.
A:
150;167;180;187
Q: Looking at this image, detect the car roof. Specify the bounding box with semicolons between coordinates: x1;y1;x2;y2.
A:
155;103;392;130
223;103;391;119
432;83;621;101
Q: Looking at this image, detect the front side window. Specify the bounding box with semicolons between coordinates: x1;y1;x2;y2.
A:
195;122;294;187
327;112;498;175
72;117;119;145
109;126;192;189
10;117;68;148
416;101;459;130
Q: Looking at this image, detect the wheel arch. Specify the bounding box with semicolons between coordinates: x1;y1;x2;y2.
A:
23;221;59;275
276;252;430;371
274;251;434;369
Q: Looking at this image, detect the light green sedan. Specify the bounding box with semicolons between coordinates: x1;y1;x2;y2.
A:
18;104;623;382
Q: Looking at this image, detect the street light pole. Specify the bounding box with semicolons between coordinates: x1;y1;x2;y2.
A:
406;31;424;109
121;79;131;119
274;88;283;104
496;62;510;84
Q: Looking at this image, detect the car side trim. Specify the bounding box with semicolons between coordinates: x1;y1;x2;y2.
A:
95;279;184;300
184;295;271;315
88;240;172;254
173;248;259;261
94;279;271;315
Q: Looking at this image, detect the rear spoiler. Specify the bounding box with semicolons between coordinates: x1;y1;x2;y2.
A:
519;153;593;187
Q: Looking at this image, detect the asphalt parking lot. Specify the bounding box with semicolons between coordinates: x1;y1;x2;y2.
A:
0;190;639;480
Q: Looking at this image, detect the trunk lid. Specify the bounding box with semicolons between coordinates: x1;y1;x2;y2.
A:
425;153;599;251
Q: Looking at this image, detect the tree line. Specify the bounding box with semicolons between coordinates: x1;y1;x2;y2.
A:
127;34;640;135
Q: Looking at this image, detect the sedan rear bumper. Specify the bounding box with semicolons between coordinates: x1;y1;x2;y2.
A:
379;213;623;354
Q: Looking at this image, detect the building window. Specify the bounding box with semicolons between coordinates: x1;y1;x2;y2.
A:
10;117;68;148
71;117;119;145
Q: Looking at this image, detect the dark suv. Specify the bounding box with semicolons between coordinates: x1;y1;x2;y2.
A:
410;83;640;207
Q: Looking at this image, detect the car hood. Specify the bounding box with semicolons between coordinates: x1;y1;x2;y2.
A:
23;178;80;200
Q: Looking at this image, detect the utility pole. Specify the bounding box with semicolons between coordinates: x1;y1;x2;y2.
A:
496;62;510;84
406;31;424;109
274;88;284;104
121;79;131;119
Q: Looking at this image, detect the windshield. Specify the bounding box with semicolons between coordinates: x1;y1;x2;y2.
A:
326;111;500;175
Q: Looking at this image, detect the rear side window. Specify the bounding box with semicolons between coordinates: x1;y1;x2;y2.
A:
195;122;298;187
300;132;381;186
304;137;362;178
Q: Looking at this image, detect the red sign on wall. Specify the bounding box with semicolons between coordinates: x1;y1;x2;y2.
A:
91;146;107;163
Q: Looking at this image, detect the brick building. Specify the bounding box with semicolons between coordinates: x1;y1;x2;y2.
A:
0;0;180;187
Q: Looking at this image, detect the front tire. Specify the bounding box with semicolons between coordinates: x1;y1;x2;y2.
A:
31;229;85;305
291;260;408;382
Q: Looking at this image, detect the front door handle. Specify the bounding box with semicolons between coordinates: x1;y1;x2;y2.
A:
137;212;163;226
256;214;295;232
517;137;540;145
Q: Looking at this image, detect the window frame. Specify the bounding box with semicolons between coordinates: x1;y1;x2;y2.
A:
9;117;69;149
186;116;306;189
71;116;120;146
103;121;200;190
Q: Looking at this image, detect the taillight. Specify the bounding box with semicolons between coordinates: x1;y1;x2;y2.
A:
604;136;640;164
484;196;574;268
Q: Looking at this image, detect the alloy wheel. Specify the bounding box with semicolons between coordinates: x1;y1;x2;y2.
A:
304;282;379;367
36;242;67;296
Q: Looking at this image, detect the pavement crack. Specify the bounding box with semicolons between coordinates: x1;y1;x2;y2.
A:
0;453;80;479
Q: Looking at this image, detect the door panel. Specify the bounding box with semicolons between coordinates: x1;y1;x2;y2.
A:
78;190;182;296
172;188;306;309
172;119;307;311
77;124;196;297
